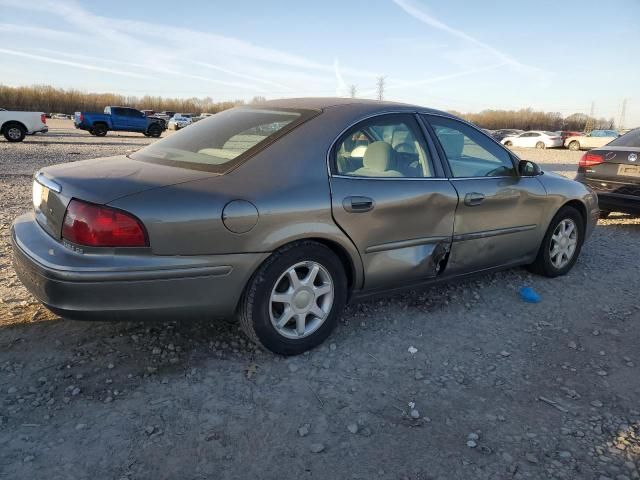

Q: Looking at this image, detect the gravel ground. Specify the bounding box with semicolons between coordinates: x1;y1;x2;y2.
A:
1;121;639;480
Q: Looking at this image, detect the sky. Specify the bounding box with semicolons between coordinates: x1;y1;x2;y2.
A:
0;0;639;126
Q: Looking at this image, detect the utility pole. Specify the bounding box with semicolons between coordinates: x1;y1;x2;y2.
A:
584;101;595;133
376;76;385;101
618;98;627;131
349;85;357;99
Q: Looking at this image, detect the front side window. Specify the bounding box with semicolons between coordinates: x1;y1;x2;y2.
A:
131;107;317;173
334;115;433;178
425;115;516;178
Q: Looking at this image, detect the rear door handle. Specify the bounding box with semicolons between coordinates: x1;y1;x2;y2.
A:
464;192;485;206
343;196;374;213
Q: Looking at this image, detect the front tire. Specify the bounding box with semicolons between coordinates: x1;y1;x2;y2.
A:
568;141;580;151
504;141;513;147
239;241;347;355
536;141;546;149
3;123;26;142
528;206;584;277
147;123;162;138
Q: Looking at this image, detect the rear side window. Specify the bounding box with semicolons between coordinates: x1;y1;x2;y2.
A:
425;115;516;178
131;107;317;173
608;129;640;147
334;114;434;178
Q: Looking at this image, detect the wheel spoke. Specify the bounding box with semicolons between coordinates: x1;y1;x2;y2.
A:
314;284;331;297
275;307;295;328
309;304;325;319
272;291;293;305
565;222;574;237
304;264;320;286
295;313;306;336
287;268;302;290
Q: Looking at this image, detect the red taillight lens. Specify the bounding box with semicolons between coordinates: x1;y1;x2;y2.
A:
41;114;46;124
79;113;84;122
579;152;604;168
62;199;148;247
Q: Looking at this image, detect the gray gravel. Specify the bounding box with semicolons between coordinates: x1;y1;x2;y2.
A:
1;122;639;479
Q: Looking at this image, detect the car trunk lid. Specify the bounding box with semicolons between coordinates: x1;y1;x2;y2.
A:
585;146;640;182
34;155;217;238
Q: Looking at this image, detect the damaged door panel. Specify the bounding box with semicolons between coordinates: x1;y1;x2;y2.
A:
330;176;457;290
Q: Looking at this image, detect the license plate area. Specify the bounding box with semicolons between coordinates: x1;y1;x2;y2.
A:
618;164;640;178
32;176;67;238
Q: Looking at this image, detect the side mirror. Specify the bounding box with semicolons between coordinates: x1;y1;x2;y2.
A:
518;159;541;176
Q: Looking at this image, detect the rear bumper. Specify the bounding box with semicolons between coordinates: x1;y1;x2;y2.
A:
576;174;640;214
11;212;269;321
30;125;48;134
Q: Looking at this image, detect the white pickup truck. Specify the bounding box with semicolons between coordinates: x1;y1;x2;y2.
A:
0;108;48;142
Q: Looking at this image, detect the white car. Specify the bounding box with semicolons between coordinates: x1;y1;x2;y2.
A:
0;110;48;142
168;115;193;130
501;131;563;149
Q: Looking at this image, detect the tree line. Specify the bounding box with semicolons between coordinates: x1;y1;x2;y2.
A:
0;84;247;115
1;84;615;132
450;108;615;132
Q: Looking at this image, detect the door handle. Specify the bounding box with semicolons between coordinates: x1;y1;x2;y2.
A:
343;196;374;213
464;192;485;206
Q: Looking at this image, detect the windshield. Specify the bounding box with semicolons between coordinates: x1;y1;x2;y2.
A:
607;128;640;148
131;107;317;173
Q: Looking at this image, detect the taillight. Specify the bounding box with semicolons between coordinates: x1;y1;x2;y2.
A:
579;152;604;168
41;114;46;124
79;113;84;122
62;199;148;247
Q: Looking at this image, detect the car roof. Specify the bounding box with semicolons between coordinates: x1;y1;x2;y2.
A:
252;97;452;116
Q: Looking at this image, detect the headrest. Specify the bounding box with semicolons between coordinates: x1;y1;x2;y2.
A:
363;141;395;171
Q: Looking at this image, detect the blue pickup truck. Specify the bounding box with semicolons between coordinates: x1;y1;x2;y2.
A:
74;106;166;137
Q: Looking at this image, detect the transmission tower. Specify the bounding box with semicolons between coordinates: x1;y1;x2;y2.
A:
376;77;385;101
584;101;595;133
349;85;357;99
618;98;627;130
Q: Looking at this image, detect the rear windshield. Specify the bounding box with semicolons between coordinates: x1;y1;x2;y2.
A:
131;107;318;173
607;128;640;148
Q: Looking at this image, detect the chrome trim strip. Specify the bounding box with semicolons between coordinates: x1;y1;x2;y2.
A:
35;172;62;193
332;174;449;181
366;235;451;253
452;224;537;242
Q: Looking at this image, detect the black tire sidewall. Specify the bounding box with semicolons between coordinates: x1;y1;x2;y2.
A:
93;124;107;136
247;243;347;355
537;206;585;277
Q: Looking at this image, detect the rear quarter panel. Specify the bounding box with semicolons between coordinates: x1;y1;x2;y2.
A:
108;105;375;288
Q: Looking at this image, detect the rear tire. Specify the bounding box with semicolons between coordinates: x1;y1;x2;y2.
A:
528;206;584;277
239;241;347;355
93;124;108;137
3;122;26;142
535;141;546;149
568;141;580;151
504;141;513;147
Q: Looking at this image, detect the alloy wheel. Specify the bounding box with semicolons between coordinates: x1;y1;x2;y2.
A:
549;219;578;269
7;127;21;140
269;261;334;339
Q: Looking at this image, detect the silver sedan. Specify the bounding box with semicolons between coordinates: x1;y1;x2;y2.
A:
12;98;599;354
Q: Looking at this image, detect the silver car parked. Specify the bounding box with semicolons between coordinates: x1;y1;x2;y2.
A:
12;98;599;354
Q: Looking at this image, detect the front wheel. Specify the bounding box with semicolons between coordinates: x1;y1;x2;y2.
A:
147;124;162;138
535;141;546;149
568;141;580;151
239;241;347;355
504;141;513;147
528;206;584;277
